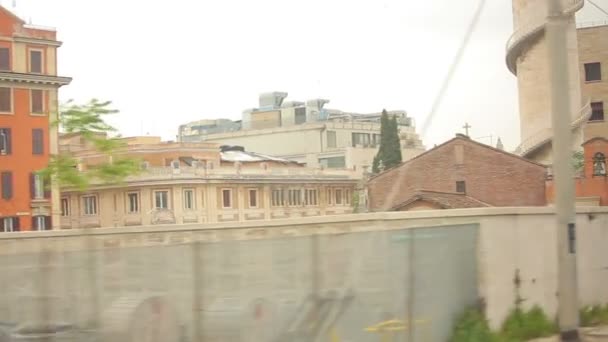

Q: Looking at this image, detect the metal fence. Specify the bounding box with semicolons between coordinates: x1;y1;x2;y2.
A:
0;223;478;342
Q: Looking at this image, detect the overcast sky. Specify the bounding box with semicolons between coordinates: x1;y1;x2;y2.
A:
5;0;608;150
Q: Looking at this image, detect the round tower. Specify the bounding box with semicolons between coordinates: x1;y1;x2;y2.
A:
507;0;589;164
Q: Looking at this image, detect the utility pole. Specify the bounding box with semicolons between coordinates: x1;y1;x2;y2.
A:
546;0;580;341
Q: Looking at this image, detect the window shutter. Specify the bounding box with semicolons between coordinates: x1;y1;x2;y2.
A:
5;128;11;154
30;173;35;199
0;218;3;231
44;216;51;230
1;172;12;200
32;129;43;155
43;177;51;199
13;217;19;231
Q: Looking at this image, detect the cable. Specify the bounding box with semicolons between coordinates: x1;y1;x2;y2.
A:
587;0;608;17
420;0;487;137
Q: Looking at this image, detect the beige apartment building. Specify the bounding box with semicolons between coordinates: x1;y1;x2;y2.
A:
178;92;426;173
578;22;608;141
58;135;358;228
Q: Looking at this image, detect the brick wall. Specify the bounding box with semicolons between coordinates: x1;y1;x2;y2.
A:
547;138;608;205
367;136;548;211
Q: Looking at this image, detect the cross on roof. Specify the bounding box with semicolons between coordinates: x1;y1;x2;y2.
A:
463;123;471;136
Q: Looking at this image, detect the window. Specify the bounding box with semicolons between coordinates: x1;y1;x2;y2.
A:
593;153;607;176
584;62;602;82
345;189;351;205
271;189;284;207
456;181;466;193
335;189;343;205
31;173;45;199
305;189;318;206
1;217;19;232
31;90;44;114
29;50;43;73
61;198;70;216
327;131;337;148
352;133;371;147
294;107;307;125
33;216;50;231
288;189;302;206
0;87;11;112
171;160;180;169
590;102;604;122
222;189;232;208
0;47;9;71
319;156;346;169
183;189;195;210
0;128;10;155
82;195;98;216
127;192;139;213
154;190;169;209
1;171;12;200
327;188;333;205
32;129;44;155
248;189;258;208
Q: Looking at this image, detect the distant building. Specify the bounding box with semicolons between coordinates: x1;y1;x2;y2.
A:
58;135;358;228
178;92;425;173
0;5;71;232
367;134;548;212
546;137;608;206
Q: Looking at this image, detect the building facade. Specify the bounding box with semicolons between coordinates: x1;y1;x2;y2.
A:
546;137;608;206
366;135;548;212
58;136;358;228
178;92;425;173
577;23;608;141
0;6;71;232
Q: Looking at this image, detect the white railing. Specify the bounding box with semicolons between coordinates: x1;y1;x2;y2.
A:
515;99;591;156
135;166;359;180
506;0;584;74
576;20;608;29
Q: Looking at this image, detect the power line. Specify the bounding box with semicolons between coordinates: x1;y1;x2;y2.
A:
420;0;487;137
587;0;608;17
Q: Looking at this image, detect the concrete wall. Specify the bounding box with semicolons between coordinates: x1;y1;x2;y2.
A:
1;206;607;338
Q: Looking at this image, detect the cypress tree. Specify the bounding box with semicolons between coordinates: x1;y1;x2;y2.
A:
372;110;403;173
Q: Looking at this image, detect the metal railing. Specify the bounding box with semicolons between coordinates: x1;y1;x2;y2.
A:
514;100;591;156
506;0;584;74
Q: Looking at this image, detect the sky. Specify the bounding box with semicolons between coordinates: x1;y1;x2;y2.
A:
5;0;608;150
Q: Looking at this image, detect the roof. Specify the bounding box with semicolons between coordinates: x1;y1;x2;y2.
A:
369;135;546;182
0;4;25;25
392;190;491;210
582;137;608;146
220;150;302;164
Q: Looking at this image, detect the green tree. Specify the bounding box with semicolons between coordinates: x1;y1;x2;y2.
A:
572;150;584;174
40;99;140;192
372;109;403;173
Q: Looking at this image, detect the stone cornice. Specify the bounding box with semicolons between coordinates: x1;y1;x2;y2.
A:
13;35;62;47
0;71;72;87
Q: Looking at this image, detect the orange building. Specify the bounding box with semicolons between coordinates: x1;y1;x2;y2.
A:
546;138;608;206
0;6;71;231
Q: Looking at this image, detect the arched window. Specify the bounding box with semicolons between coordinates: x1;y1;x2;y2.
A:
593;152;607;176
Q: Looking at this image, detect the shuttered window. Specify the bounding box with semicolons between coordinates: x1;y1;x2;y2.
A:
32;129;44;155
0;48;9;71
29;50;42;73
0;87;11;112
1;172;12;200
0;128;11;155
31;90;44;114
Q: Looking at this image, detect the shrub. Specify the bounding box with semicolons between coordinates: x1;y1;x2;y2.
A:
500;305;556;341
450;307;496;342
580;304;608;327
